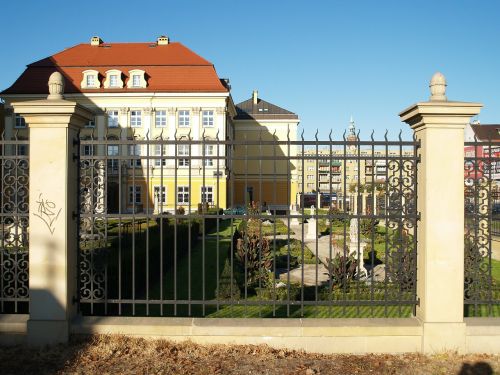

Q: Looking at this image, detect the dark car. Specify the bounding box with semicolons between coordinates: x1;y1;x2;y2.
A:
223;206;247;216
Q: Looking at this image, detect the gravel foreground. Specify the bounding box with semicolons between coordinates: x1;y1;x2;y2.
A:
0;335;498;375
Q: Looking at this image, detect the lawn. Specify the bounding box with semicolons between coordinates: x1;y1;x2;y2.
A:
79;217;499;318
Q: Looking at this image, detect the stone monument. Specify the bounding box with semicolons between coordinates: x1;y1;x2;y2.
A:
306;205;317;240
348;218;367;276
290;204;300;226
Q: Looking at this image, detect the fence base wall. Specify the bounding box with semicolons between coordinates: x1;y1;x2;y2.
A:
1;316;500;353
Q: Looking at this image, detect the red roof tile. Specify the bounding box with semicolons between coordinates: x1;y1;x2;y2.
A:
2;42;228;94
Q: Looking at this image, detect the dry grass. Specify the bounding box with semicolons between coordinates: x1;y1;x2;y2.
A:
0;335;499;374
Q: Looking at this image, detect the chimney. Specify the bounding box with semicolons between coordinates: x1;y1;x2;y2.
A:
90;36;103;46
252;90;258;105
157;35;170;45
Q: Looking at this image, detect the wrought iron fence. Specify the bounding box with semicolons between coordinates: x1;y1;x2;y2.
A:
0;132;29;314
464;139;500;317
77;130;419;318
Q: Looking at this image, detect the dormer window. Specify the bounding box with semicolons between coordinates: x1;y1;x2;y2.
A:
127;69;146;88
104;69;123;89
81;70;100;89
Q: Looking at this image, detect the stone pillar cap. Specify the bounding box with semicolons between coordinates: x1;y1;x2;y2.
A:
48;72;65;100
429;72;447;101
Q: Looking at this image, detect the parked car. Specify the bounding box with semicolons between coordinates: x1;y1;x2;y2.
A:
223;206;247;216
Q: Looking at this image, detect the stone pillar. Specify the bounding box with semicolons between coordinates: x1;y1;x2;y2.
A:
399;72;482;353
11;72;93;345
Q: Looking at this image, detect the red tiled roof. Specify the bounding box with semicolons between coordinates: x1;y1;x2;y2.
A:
2;42;228;94
471;124;500;141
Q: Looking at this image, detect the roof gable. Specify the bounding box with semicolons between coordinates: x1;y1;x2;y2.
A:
235;97;298;120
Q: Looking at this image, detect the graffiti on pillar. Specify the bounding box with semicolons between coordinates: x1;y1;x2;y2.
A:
34;193;61;235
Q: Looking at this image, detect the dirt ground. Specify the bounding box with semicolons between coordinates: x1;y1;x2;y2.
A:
0;335;498;375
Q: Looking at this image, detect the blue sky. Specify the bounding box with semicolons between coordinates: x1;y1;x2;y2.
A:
1;0;499;139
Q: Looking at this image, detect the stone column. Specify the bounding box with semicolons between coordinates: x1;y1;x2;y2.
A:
11;72;93;345
399;72;482;353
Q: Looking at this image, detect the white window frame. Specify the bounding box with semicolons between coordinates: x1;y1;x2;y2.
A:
107;110;119;128
201;186;213;204
14;114;26;128
154;144;167;167
155;110;167;127
203;144;214;167
129;144;141;167
178;144;190;167
109;75;118;87
130;110;142;128
81;70;100;89
177;186;189;204
132;75;141;87
86;75;95;87
129;185;142;204
107;144;119;173
127;69;146;88
103;69;123;88
178;110;190;127
202;110;214;127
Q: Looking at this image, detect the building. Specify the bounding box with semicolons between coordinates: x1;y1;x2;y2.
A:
296;118;414;212
464;123;500;187
233;90;299;209
0;36;299;212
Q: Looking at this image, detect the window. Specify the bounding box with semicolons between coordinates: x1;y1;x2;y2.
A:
129;145;141;167
307;166;315;171
129;186;141;204
177;186;189;204
82;70;99;89
307;183;314;189
107;144;119;173
107;110;119;128
132;75;141;87
307;175;314;180
86;75;95;87
15;114;26;128
178;144;189;167
201;186;213;204
203;145;214;167
104;69;123;88
109;75;118;87
17;145;28;156
127;69;146;88
178;110;190;127
154;145;167;166
154;186;166;204
202;110;214;127
83;144;93;156
85;118;95;128
155;110;167;127
130;110;142;127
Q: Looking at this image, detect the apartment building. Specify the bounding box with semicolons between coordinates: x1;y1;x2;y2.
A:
297;119;413;211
